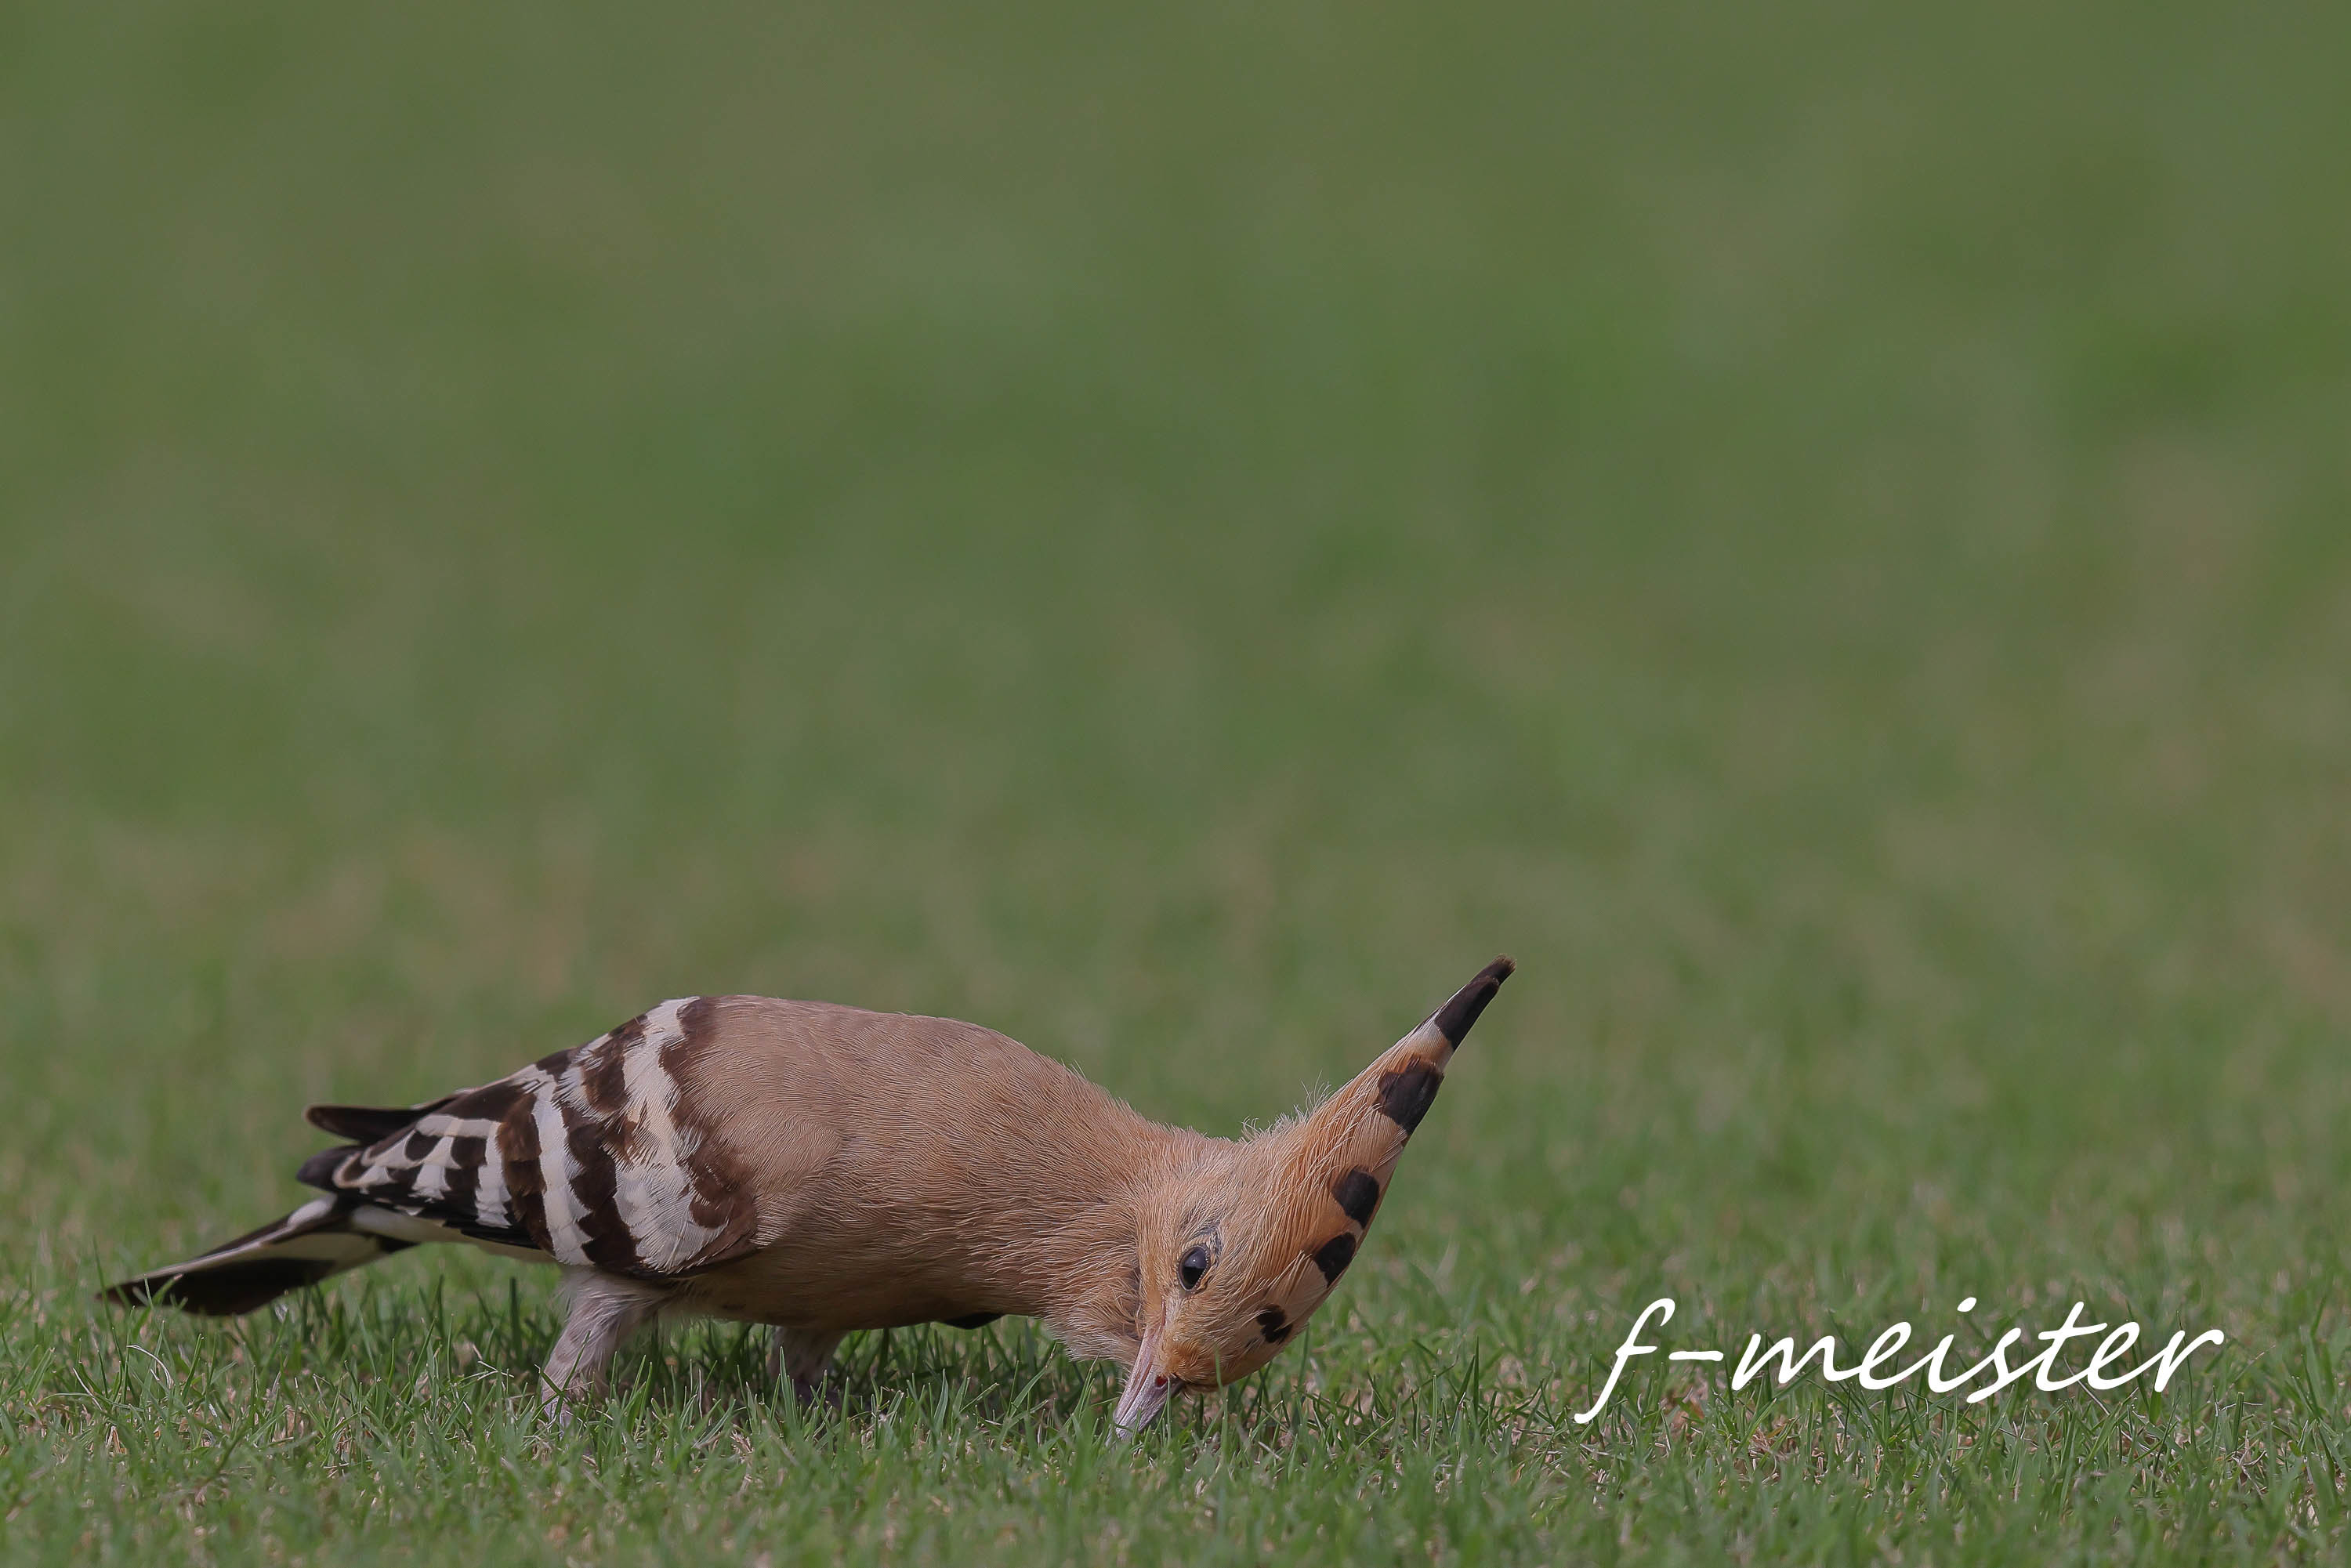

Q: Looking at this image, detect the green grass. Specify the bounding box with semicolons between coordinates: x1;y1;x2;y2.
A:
5;0;2351;1560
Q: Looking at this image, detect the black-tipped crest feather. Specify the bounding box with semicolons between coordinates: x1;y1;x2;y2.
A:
1431;955;1514;1047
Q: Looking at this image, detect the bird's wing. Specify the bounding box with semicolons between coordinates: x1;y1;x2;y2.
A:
308;997;762;1279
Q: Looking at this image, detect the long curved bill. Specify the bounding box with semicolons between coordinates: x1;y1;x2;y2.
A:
1111;1327;1178;1438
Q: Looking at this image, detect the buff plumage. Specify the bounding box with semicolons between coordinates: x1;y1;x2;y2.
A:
105;958;1514;1432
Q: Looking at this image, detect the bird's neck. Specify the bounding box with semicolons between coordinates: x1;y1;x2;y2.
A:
974;1110;1217;1364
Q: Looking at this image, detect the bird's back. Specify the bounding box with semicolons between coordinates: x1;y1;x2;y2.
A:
674;995;1189;1331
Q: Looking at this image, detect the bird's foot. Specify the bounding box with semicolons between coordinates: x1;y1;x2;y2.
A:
789;1369;845;1413
537;1378;587;1425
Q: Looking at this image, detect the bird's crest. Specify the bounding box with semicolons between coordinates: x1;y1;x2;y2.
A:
1252;955;1513;1338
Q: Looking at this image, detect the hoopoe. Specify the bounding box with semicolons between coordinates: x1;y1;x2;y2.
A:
105;957;1512;1434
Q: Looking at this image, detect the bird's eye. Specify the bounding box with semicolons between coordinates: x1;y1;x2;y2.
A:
1178;1244;1212;1291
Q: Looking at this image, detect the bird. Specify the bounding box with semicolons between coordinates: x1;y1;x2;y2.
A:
104;956;1513;1434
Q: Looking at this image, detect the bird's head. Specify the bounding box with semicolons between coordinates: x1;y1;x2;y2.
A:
1110;956;1515;1436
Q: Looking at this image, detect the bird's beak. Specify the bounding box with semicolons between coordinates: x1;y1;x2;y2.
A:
1112;1327;1178;1438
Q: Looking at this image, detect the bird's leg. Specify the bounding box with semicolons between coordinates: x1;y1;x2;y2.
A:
769;1327;846;1409
540;1269;665;1419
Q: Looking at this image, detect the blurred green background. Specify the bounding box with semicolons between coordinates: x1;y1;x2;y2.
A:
4;0;2349;1559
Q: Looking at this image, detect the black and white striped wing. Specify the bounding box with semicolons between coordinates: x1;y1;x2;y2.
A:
309;998;759;1280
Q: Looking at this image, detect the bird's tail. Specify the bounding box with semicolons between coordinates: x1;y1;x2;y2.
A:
100;1195;403;1316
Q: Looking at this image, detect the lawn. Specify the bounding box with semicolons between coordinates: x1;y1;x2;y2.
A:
4;1;2351;1561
